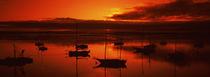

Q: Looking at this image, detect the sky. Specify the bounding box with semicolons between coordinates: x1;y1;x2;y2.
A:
0;0;209;21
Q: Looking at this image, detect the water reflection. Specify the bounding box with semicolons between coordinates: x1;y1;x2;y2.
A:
0;39;210;77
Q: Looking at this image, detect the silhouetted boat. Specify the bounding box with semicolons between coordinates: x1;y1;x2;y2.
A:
68;24;91;58
0;57;33;67
95;31;127;68
0;44;33;67
95;59;126;68
39;47;48;51
69;50;90;57
144;44;156;48
168;52;185;60
35;42;44;47
168;41;185;60
114;42;124;46
160;41;167;45
194;43;204;48
135;44;156;54
76;45;88;49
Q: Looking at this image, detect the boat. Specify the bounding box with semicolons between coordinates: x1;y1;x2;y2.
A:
76;45;88;49
35;42;44;47
194;43;204;48
135;44;156;54
144;44;156;48
39;46;48;51
95;59;126;68
69;50;90;57
95;32;127;68
0;44;33;67
168;52;185;60
114;42;124;46
160;41;167;45
0;57;33;67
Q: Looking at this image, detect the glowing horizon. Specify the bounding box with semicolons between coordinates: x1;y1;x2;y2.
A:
0;0;209;21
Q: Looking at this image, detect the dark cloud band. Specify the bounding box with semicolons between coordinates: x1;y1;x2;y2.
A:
109;0;210;21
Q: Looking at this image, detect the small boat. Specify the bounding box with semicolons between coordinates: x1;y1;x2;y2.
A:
135;44;156;54
0;57;33;67
168;52;185;60
39;47;48;51
194;43;204;48
69;50;90;57
144;44;156;48
114;42;124;46
76;45;88;49
35;42;44;47
160;41;167;45
95;59;127;68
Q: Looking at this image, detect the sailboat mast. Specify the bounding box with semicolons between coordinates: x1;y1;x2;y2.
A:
76;57;78;77
120;46;122;60
13;44;16;58
75;23;79;50
141;55;144;75
174;40;177;77
104;27;107;60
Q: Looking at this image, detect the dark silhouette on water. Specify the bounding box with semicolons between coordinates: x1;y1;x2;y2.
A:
194;42;204;48
95;59;127;68
167;40;189;77
35;42;44;47
167;41;188;66
95;29;127;69
114;42;124;46
0;44;33;67
76;44;88;49
39;46;48;51
0;57;33;67
135;44;156;55
95;29;126;77
35;41;48;52
193;42;204;56
67;24;90;77
160;41;167;45
69;50;90;57
69;24;90;57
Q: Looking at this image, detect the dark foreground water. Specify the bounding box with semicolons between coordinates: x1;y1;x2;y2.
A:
0;30;210;77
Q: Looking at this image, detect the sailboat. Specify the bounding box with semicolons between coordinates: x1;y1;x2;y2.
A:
135;43;156;54
168;41;185;60
35;42;44;47
95;28;126;68
69;24;90;57
160;41;167;45
114;42;124;46
0;44;33;67
69;50;90;57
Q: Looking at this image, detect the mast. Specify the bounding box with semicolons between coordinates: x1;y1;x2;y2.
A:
75;23;79;51
13;44;16;58
141;55;144;75
174;40;177;77
104;26;107;77
76;56;78;77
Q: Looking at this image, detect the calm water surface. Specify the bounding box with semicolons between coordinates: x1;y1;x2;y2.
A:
0;37;209;77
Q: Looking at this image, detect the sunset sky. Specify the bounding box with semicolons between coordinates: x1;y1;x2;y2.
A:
0;0;209;21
